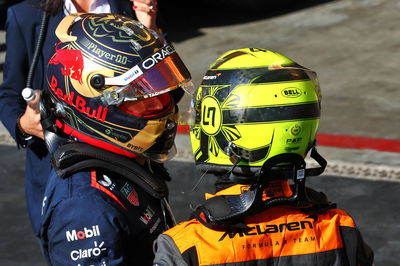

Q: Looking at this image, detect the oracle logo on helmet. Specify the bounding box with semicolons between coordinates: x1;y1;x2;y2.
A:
141;45;175;70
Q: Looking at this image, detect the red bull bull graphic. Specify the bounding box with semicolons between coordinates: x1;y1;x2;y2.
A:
49;43;84;84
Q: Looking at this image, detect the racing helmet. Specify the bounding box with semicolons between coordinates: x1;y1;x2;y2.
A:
46;13;191;161
190;48;321;175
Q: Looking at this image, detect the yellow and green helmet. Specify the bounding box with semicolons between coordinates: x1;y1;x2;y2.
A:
189;48;321;175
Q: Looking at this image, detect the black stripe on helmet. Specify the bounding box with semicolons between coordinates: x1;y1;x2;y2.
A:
222;102;320;124
202;68;313;86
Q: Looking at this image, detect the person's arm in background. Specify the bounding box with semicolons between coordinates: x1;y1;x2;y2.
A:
340;225;374;266
131;0;161;34
130;0;183;101
0;7;44;148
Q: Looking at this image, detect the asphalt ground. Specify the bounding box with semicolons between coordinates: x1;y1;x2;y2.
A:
162;0;400;141
1;0;400;265
0;143;399;266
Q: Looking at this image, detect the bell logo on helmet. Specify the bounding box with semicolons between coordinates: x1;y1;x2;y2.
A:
281;88;302;98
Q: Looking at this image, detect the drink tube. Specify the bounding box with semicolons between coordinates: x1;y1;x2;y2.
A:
22;88;40;109
21;88;64;153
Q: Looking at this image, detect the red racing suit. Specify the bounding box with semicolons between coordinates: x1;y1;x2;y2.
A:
153;181;373;266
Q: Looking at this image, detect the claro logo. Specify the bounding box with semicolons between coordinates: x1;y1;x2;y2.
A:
66;225;101;242
70;241;106;261
219;220;313;241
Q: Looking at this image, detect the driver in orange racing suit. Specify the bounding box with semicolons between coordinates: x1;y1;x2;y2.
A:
153;48;374;266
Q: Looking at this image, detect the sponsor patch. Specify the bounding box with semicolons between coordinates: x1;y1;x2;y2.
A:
98;174;115;191
66;225;101;242
120;182;139;206
140;206;155;225
70;240;106;261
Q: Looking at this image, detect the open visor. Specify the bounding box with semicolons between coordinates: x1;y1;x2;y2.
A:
102;44;192;106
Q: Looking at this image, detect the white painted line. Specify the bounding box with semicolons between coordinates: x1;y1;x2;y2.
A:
172;150;400;182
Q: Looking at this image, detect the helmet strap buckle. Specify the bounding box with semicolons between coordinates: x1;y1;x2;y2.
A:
224;142;242;175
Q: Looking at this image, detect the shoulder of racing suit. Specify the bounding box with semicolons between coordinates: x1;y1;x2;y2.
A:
41;178;168;266
40;143;173;265
154;186;374;266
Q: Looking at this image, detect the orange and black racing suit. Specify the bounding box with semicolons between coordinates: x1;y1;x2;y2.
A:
153;181;373;266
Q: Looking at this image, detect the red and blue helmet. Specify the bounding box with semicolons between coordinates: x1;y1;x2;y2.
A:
47;13;191;161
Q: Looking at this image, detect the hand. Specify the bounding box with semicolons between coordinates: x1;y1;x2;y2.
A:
131;0;160;33
19;93;44;140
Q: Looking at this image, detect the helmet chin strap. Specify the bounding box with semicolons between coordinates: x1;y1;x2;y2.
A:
258;146;327;183
193;147;334;230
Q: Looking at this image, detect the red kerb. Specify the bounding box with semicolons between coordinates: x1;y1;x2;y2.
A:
177;125;400;153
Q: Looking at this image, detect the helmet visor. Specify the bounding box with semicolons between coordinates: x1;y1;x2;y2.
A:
103;44;192;105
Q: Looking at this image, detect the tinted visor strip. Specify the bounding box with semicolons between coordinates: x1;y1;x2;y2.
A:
127;53;190;95
222;102;320;124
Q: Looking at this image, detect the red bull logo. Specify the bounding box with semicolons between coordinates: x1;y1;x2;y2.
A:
50;76;108;122
49;42;84;84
